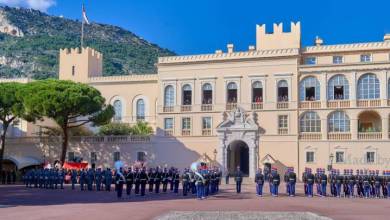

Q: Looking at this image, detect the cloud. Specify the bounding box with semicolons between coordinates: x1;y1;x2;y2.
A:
0;0;56;12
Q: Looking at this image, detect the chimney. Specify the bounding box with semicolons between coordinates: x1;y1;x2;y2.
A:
248;45;255;52
384;34;390;42
315;36;323;46
215;50;223;54
227;44;234;53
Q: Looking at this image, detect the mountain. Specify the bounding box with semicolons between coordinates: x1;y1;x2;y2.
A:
0;6;175;79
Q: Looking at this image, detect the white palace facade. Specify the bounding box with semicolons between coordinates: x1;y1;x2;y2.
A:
3;22;390;178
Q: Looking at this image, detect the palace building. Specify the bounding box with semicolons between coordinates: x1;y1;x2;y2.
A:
3;22;390;178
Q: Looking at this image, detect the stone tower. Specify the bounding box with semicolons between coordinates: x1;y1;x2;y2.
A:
59;47;103;83
256;22;301;50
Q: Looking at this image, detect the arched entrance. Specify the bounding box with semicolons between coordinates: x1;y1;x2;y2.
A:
227;140;249;175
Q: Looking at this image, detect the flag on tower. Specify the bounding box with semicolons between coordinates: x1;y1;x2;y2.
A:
82;4;90;24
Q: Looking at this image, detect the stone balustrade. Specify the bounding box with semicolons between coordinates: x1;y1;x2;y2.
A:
6;135;151;144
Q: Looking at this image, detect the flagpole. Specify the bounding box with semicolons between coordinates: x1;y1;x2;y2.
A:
81;4;84;48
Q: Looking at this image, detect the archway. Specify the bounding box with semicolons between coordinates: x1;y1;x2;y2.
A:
227;140;249;175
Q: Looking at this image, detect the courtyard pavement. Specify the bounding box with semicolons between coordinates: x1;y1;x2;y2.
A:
0;182;389;220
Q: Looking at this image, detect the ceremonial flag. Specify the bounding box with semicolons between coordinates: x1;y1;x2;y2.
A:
82;4;90;24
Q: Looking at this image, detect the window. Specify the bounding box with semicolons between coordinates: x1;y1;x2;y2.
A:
327;75;349;100
227;82;237;103
164;85;175;107
71;66;75;76
252;81;263;103
366;152;375;163
299;77;320;101
306;151;315;163
182;117;191;130
90;152;97;164
357;73;380;99
328;111;350;132
304;57;316;65
388;78;390;99
136;99;145;120
137;152;146;162
202;83;213;104
360;54;372;62
113;151;120;162
113;100;122;121
278;115;288;129
277;80;289;102
300;112;321;132
68;152;75;162
182;84;192;105
164;118;173;130
335;151;344;163
333;56;343;64
202;117;212;129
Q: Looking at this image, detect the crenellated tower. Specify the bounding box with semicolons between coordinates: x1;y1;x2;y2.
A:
256;22;301;50
59;47;103;83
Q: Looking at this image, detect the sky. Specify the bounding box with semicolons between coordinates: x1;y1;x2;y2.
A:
1;0;390;55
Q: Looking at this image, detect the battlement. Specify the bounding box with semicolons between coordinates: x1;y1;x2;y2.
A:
59;47;103;59
256;22;301;50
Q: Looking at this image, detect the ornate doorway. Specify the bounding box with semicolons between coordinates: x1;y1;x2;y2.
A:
216;107;259;178
227;140;249;175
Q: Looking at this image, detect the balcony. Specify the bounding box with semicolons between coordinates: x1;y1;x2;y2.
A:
357;99;381;107
299;132;322;140
226;103;237;111
278;128;288;135
163;106;174;113
202;129;211;136
299;101;321;109
251;102;263;110
388;99;390;106
327;132;351;140
182;129;191;136
327;100;350;108
276;102;289;109
164;130;173;136
201;104;213;111
180;105;192;112
358;132;382;140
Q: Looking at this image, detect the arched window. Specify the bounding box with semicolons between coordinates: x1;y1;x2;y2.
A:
300;111;321;132
202;83;212;104
164;85;174;107
182;84;192;105
277;80;289;101
357;73;380;99
227;82;237;103
388;78;390;99
328;75;349;100
136;99;145;120
113;100;122;121
328;111;350;132
299;76;320;101
252;81;263;103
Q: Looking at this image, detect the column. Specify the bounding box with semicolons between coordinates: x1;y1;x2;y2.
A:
320;73;327;108
350;72;357;108
380;70;387;105
249;146;256;178
382;117;389;140
351;118;358;140
217;135;226;170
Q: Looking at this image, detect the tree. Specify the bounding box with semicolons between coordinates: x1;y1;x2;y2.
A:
22;79;114;163
0;83;26;173
99;122;132;136
130;121;153;135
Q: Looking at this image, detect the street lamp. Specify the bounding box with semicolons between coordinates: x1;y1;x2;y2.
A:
327;153;334;171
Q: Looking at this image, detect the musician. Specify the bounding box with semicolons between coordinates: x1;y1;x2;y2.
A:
173;168;180;194
134;167;140;195
154;167;161;194
148;167;155;193
139;167;149;196
182;168;190;196
162;168;169;193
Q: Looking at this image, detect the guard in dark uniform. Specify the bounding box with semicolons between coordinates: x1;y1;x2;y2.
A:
168;168;174;192
71;169;77;190
284;168;290;195
173;169;180;194
302;168;308;196
162;168;169;193
255;168;264;196
234;166;243;193
374;170;382;198
306;169;315;197
182;168;190;196
148;168;155;193
154;167;161;194
320;169;327;197
288;168;297;197
139;167;148;196
270;168;280;197
190;170;196;194
134;167;140;195
204;170;210;197
125;167;134;197
58;169;65;189
115;168;125;199
95;168;102;191
104;168;112;191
